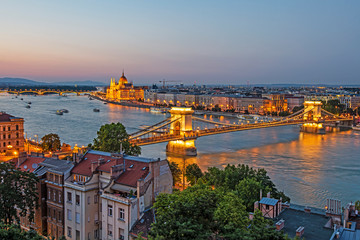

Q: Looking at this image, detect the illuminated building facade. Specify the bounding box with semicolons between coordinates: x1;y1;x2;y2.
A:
106;71;144;101
0;112;24;154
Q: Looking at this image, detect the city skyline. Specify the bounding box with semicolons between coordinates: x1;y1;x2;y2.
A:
1;1;360;85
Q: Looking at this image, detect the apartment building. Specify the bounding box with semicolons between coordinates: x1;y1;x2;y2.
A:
0;112;24;154
64;150;172;240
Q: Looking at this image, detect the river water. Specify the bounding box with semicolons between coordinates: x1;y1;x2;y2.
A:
1;93;359;208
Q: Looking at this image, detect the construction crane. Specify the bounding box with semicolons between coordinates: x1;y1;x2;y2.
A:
159;79;183;89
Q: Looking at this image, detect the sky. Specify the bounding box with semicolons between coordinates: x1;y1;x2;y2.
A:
0;1;360;85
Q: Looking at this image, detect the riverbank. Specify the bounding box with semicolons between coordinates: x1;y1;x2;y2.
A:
91;94;153;109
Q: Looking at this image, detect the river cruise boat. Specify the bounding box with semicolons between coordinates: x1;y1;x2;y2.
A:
150;107;167;114
353;125;360;131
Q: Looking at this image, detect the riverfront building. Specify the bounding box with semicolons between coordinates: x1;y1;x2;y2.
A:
0;111;24;154
106;71;144;101
63;150;172;240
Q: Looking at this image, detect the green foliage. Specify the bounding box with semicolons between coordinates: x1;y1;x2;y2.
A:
236;178;270;212
91;122;141;155
355;200;360;211
202;164;290;202
292;105;304;113
322;99;345;114
185;163;203;186
0;162;39;224
167;161;182;186
40;133;61;152
0;224;45;239
151;184;219;240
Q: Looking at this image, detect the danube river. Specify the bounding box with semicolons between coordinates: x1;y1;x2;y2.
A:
1;93;359;208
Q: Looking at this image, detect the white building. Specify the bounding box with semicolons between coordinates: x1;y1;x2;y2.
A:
64;150;173;240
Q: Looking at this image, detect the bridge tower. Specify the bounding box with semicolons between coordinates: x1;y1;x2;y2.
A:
166;107;197;156
303;101;322;121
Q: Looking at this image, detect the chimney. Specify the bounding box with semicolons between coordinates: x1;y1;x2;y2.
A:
91;162;99;172
276;219;285;231
296;226;305;237
267;192;271;198
110;164;124;179
254;201;259;210
17;152;28;167
98;157;105;165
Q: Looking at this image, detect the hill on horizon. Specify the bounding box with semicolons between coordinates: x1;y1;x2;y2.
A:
0;77;107;87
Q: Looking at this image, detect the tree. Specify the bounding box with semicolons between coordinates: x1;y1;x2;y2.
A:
236;178;270;212
0;223;47;239
40;133;61;152
185;163;203;186
0;162;39;225
91;123;141;155
168;161;182;186
213;192;249;239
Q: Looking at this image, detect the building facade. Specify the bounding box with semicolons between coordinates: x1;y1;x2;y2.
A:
0;112;24;154
106;71;144;101
64;150;172;240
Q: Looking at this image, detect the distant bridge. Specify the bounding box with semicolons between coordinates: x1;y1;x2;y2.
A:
129;101;353;156
0;89;94;95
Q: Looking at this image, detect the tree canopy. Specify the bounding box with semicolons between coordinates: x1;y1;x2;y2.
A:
40;133;61;152
91;122;141;155
150;163;291;240
185;163;203;186
0;223;65;240
0;162;39;225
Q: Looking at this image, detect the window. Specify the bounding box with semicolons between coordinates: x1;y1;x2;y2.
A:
75;212;80;224
108;224;113;236
119;228;125;240
87;196;90;205
48;189;51;200
16;133;19;138
59;192;62;203
58;211;62;222
76;194;80;205
3;134;5;139
94;229;98;239
76;230;80;240
67;227;72;237
53;209;56;220
88;232;91;240
94;195;98;203
266;205;269;210
8;134;10;139
88;216;90;222
8;127;10;131
67;192;72;203
16;125;19;130
108;205;113;216
16;140;19;146
118;208;125;220
2;127;5;131
67;209;72;221
55;175;59;183
53;191;56;201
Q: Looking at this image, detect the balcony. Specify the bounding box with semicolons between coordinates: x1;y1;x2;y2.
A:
101;192;136;205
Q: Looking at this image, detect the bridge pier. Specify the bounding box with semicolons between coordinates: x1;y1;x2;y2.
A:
166;107;197;156
166;139;197;156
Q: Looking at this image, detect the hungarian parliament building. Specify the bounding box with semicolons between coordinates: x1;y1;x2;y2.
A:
106;71;144;101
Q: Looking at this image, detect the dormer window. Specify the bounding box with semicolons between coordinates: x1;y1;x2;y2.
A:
73;174;88;183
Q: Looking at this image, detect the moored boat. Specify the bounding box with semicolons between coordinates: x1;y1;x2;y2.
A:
93;108;100;112
353;125;360;131
150;107;167;114
56;110;63;115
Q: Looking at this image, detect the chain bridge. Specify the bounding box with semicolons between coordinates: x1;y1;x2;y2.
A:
0;89;93;95
129;101;353;156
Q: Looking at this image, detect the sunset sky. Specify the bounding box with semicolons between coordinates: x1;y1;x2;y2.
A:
1;1;359;85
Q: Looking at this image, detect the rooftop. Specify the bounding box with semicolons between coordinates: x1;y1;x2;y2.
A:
0;112;23;122
273;208;333;240
130;209;154;239
259;197;279;206
35;158;74;176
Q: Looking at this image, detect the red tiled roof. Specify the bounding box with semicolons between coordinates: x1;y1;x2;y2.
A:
71;151;150;187
114;159;149;187
71;153;114;176
0;112;14;122
15;157;46;173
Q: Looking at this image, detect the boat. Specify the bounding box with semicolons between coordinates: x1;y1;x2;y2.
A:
60;109;69;113
93;108;100;112
237;115;253;120
353;125;360;131
103;102;107;104
20;98;23;100
27;102;32;104
25;105;31;109
56;110;63;115
150;107;167;114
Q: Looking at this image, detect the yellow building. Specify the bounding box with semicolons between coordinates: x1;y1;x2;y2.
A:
106;71;144;101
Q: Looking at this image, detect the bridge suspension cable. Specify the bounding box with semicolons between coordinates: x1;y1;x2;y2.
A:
129;117;172;137
129;117;181;139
